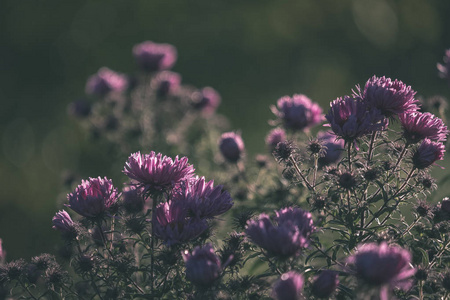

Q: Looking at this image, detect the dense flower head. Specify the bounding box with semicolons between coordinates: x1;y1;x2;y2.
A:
132;41;177;72
66;177;119;218
245;207;314;256
85;67;127;97
347;242;415;287
191;87;221;115
150;71;181;97
437;49;450;82
272;94;323;131
399;111;448;144
52;210;77;237
182;244;222;286
153;201;208;246
172;176;233;219
361;76;419;117
272;271;304;300
265;128;287;150
412;139;446;169
317;131;344;166
311;270;339;299
325;95;387;142
123;151;195;194
219;132;245;163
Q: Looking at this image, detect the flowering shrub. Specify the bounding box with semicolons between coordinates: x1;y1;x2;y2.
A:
0;42;449;300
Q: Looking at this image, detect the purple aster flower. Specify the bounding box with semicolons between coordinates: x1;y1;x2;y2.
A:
150;71;181;98
66;177;119;219
311;270;339;299
245;207;314;257
360;75;419;117
325;95;387;142
347;242;415;297
123;151;195;194
272;271;304;300
317;131;344;166
437;49;450;82
412;139;446;169
399;111;448;144
132;41;177;72
153;201;208;246
173;177;233;219
271;94;323;131
182;244;226;286
122;186;145;214
219;132;245;163
191;87;221;116
265;128;287;151
85;67;127;97
52;210;77;238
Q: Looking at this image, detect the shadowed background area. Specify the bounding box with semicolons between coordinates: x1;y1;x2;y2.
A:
1;0;450;259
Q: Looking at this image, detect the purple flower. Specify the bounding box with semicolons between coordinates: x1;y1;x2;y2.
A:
153;201;208;246
272;271;304;300
132;41;177;72
52;210;76;237
66;177;119;218
347;242;415;288
122;186;145;214
245;207;314;256
151;71;181;98
123;151;195;194
85;67;127;97
325;95;387;142
191;87;221;115
412;139;446;169
173;177;233;219
317;131;344;166
311;270;339;299
360;76;419;117
182;244;224;286
399;111;448;144
271;94;323;131
437;49;450;82
265;128;287;151
219;132;245;163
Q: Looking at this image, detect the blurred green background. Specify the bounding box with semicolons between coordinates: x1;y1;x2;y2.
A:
1;0;449;259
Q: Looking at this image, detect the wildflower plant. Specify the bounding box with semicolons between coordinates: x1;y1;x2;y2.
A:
1;42;450;300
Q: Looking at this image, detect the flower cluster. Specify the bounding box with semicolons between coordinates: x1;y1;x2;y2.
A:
245;207;314;256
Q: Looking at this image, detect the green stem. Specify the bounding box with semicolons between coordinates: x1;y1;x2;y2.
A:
289;157;314;192
367;132;377;166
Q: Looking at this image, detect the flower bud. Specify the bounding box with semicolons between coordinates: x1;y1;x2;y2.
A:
272;271;304;300
311;270;339;298
219;132;245;163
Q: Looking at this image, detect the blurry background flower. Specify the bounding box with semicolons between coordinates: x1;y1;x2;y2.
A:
0;0;450;259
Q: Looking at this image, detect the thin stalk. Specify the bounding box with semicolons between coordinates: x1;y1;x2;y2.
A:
150;193;160;298
312;154;319;188
289;157;314;192
367;132;377;165
427;239;450;270
364;167;416;233
400;217;420;238
392;143;409;172
18;280;38;300
347;142;352;172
